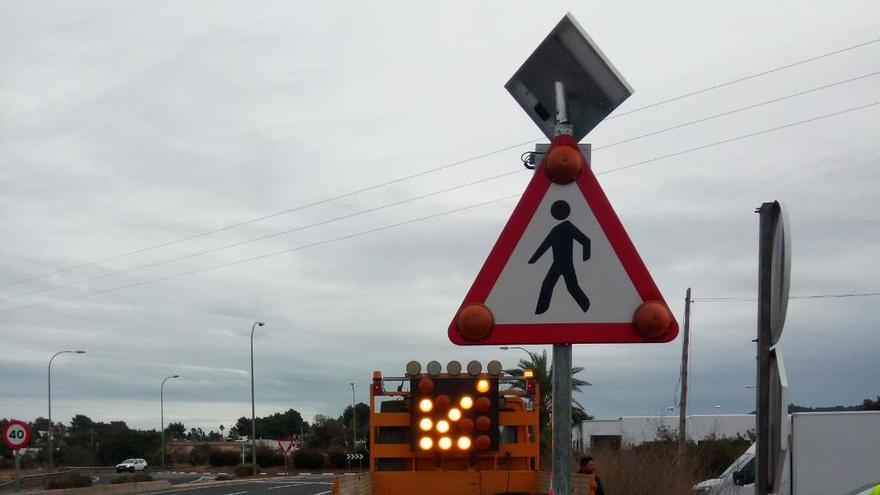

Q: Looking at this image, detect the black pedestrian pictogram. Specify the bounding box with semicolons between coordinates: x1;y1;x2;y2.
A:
528;200;591;315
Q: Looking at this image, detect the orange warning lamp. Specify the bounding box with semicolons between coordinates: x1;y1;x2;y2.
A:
419;418;433;432
459;417;474;434
457;304;494;341
475;415;492;432
419;398;433;413
460;396;473;410
435;395;451;409
419;437;433;450
475;435;491;450
438;437;453;450
372;371;383;395
418;377;434;394
633;301;673;339
545;145;584;184
448;408;462;421
457;436;472;450
476;379;490;393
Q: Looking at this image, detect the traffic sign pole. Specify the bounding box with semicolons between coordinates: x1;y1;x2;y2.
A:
755;201;790;495
552;343;572;495
14;450;20;492
4;419;32;492
550;81;573;495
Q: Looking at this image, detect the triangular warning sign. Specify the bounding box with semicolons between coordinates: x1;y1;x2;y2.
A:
277;438;294;453
449;135;678;345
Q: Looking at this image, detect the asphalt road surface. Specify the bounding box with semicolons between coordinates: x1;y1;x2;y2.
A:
92;472;203;486
140;476;335;495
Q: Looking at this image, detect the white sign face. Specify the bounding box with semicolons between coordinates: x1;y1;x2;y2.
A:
484;182;642;324
5;423;28;449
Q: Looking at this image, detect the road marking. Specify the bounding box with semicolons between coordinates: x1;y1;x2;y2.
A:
310;491;331;495
225;491;248;495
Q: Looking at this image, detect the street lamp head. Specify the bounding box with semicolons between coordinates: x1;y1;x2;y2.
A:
499;346;510;350
172;375;180;378
76;350;86;354
256;321;265;327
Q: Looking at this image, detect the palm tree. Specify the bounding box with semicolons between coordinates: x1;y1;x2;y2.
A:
505;349;592;461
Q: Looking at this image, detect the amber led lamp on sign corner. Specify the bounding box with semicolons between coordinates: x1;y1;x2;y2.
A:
544;145;586;184
457;304;494;341
633;300;673;339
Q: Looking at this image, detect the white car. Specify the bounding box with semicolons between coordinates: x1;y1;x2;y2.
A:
116;458;148;473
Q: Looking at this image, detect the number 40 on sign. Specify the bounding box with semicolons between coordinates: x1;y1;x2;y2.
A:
3;420;32;450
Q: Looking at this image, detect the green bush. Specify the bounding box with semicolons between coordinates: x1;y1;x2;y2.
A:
208;448;240;467
188;444;211;466
47;472;92;490
256;446;284;467
327;449;347;469
111;473;153;484
292;449;324;469
233;463;258;477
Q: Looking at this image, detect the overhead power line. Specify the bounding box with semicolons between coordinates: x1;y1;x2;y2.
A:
4;99;875;302
595;71;880;151
694;291;880;302
609;36;880;119
0;194;522;315
0;170;526;303
5;35;877;290
1;100;875;314
595;101;878;175
0;138;537;290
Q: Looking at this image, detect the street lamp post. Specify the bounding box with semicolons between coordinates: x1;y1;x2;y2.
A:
160;375;180;468
350;382;357;469
48;350;86;470
499;346;534;362
250;321;265;476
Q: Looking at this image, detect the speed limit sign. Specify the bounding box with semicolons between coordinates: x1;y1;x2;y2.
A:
3;420;31;450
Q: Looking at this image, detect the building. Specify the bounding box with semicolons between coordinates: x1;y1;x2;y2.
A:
573;414;754;452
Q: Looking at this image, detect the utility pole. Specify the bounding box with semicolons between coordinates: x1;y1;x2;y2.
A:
678;288;692;453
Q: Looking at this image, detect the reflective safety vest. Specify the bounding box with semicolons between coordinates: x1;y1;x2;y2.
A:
869;483;880;495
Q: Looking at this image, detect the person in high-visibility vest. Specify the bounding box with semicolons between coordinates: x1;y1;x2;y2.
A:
578;456;605;495
869;482;880;495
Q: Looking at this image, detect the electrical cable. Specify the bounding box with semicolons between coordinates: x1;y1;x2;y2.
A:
0;101;875;314
593;101;878;176
0;193;522;315
693;291;880;302
0;139;538;290
6;36;877;290
3;90;876;302
594;71;880;151
0;170;526;303
607;36;880;119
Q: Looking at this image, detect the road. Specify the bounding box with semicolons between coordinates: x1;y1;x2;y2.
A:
140;476;335;495
91;471;204;486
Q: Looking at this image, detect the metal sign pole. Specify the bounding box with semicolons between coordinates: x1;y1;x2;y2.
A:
14;449;21;492
552;344;573;495
549;80;575;495
756;202;775;495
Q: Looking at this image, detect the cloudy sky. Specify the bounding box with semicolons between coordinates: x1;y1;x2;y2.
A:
2;1;878;433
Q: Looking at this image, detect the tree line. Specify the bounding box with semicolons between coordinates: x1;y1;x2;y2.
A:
0;403;370;468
